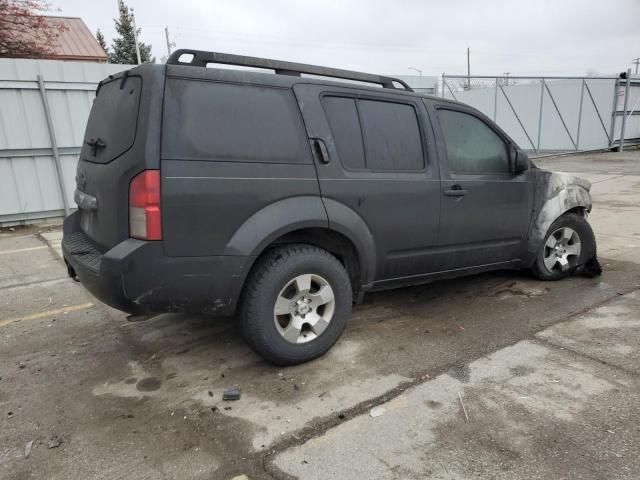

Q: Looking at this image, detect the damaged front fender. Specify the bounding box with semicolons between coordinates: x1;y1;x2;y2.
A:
527;169;592;257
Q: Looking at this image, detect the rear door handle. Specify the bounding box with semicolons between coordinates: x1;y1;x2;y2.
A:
311;138;330;164
444;184;467;197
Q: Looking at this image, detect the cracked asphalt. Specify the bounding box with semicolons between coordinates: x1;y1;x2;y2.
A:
1;149;640;479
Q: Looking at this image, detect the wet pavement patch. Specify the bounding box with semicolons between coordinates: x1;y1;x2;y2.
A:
136;377;162;392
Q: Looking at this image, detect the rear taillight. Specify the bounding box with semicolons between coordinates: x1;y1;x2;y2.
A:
129;170;161;240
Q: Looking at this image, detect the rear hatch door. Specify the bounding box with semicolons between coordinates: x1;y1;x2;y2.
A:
75;66;164;249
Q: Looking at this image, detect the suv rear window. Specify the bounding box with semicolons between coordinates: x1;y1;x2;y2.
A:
162;80;311;164
83;76;141;164
322;96;424;171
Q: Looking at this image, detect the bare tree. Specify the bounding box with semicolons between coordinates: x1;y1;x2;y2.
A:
0;0;66;58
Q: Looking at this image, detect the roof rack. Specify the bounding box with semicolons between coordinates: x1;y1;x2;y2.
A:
166;49;413;92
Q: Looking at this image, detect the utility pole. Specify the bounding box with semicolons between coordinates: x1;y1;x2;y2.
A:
633;58;640;75
504;72;511;86
466;47;471;89
130;7;142;65
164;26;175;57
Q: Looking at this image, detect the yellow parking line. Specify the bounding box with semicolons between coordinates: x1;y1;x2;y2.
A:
0;245;48;255
0;302;94;327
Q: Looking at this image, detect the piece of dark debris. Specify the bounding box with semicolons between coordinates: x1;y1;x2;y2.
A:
223;388;241;401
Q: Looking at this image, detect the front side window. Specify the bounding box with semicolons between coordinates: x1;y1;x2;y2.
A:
437;109;509;174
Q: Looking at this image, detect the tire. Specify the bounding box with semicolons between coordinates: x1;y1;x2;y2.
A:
239;244;353;365
531;213;596;281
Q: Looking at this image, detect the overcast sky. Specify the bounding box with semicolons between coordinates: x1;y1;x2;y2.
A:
52;0;639;77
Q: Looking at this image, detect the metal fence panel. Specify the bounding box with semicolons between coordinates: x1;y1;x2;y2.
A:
0;58;134;225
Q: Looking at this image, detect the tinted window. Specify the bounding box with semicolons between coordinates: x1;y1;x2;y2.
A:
322;97;366;169
358;99;424;171
437;109;509;174
162;80;310;163
83;76;141;164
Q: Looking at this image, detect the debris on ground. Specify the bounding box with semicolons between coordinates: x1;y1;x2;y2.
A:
458;392;469;421
223;388;241;401
491;281;547;300
24;441;33;458
48;435;62;449
369;406;386;418
579;256;603;278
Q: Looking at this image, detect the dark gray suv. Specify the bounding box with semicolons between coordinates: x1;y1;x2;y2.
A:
63;50;599;365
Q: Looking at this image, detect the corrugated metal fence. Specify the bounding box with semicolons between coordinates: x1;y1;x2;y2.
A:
0;59;134;225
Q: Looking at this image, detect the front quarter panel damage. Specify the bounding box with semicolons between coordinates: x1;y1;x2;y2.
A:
527;169;592;257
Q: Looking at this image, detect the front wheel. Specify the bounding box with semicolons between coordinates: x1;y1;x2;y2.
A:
239;244;352;365
532;213;596;281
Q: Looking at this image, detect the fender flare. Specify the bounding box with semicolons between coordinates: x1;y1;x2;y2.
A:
322;198;377;286
225;196;329;256
225;196;377;287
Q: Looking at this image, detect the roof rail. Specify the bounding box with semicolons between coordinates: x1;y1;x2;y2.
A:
166;49;413;92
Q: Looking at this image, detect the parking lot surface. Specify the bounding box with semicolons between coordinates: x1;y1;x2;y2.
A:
1;149;640;479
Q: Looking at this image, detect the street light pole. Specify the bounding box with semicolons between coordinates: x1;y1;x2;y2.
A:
130;8;142;65
466;47;471;89
408;67;423;76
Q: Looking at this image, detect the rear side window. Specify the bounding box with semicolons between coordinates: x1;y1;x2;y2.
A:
358;99;424;171
321;96;424;171
162;79;311;163
322;97;365;170
437;109;509;174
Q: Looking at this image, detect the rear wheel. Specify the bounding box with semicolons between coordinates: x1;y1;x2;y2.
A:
532;213;596;280
239;244;352;365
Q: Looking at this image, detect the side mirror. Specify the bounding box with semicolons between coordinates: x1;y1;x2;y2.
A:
511;146;529;173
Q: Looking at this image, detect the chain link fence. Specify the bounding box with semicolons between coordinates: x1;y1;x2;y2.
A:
441;74;640;155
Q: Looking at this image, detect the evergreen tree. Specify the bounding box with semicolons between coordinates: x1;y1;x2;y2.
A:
109;1;153;64
95;29;108;57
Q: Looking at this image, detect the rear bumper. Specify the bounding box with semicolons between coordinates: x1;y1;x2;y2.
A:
62;211;253;316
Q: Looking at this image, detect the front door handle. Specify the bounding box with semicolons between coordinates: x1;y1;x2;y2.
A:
444;184;467;197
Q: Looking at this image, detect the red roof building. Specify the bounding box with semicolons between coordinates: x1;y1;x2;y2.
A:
40;17;107;63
